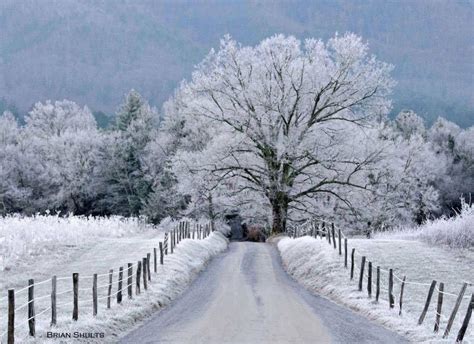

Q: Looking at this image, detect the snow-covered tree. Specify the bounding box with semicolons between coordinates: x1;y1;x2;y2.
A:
428;118;474;214
100;90;156;216
167;34;394;233
395;110;426;139
0;111;23;214
20;100;102;214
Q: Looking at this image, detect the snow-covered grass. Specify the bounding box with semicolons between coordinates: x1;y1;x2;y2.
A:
376;200;474;249
0;214;155;272
0;213;229;343
278;236;473;343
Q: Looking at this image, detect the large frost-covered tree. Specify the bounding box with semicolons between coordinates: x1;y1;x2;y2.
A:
25;100;102;213
0;101;103;214
167;34;394;233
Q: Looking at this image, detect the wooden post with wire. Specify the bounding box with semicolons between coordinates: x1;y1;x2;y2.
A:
159;242;164;265
332;224;336;249
350;248;355;280
92;274;98;316
28;279;35;336
358;256;366;291
456;292;474;342
434;282;444;332
147;253;151;281
73;273;79;320
107;269;113;308
136;261;141;295
388;269;394;309
399;276;406;315
376;266;380;302
142;257;148;290
8;289;14;344
367;262;372;298
418;280;437;324
344;238;348;268
338;228;342;255
117;267;123;304
154;248;158;273
51;275;57;325
127;263;133;299
443;282;467;338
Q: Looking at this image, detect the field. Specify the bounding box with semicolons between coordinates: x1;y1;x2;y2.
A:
0;215;229;343
278;236;473;343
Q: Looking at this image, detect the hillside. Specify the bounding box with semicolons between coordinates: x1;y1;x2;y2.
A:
0;0;473;126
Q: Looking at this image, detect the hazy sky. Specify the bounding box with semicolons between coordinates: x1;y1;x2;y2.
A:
1;0;473;126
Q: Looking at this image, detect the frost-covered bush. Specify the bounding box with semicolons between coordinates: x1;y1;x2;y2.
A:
0;214;154;270
376;200;474;248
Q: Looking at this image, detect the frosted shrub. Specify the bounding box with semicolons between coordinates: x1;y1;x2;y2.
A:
377;200;474;248
0;214;154;270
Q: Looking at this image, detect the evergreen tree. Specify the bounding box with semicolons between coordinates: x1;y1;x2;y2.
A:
101;90;155;216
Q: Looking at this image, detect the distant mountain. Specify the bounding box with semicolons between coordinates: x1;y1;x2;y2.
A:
1;0;473;126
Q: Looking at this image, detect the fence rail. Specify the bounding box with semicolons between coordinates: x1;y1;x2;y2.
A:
287;219;473;343
0;219;213;344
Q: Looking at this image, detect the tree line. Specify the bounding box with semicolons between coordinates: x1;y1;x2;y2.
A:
0;33;472;233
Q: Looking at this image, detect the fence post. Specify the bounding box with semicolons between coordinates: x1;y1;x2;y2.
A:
117;267;123;304
27;279;35;337
164;233;168;255
154;248;158;273
367;262;372;298
147;253;151;281
332;224;336;249
73;273;79;320
434;282;444;332
159;242;164;265
344;239;348;268
127;263;133;299
136;261;141;295
171;231;174;254
388;269;394;308
142;258;148;290
327;224;331;245
107;269;113;308
350;248;355;280
376;266;380;302
92;274;98;316
358;256;366;291
51;275;57;326
456;293;473;342
399;276;406;315
8;289;14;344
418;280;437;324
338;229;342;255
443;282;468;338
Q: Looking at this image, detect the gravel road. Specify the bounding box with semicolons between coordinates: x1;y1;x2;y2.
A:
120;242;407;344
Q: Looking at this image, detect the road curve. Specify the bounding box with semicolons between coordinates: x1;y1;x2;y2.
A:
120;242;407;344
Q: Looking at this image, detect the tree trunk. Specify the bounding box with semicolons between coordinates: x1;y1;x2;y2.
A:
271;199;288;234
207;193;216;232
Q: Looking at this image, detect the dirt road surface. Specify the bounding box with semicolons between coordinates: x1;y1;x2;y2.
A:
121;242;407;344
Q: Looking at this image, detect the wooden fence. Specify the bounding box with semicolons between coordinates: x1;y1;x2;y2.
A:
287;220;473;343
0;220;214;344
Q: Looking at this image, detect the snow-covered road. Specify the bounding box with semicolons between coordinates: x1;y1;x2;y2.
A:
120;242;407;344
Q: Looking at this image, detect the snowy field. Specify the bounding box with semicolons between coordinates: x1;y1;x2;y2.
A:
278;236;473;343
375;200;474;249
0;215;229;343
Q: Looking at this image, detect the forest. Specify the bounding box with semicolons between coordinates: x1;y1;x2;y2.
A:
0;34;473;234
